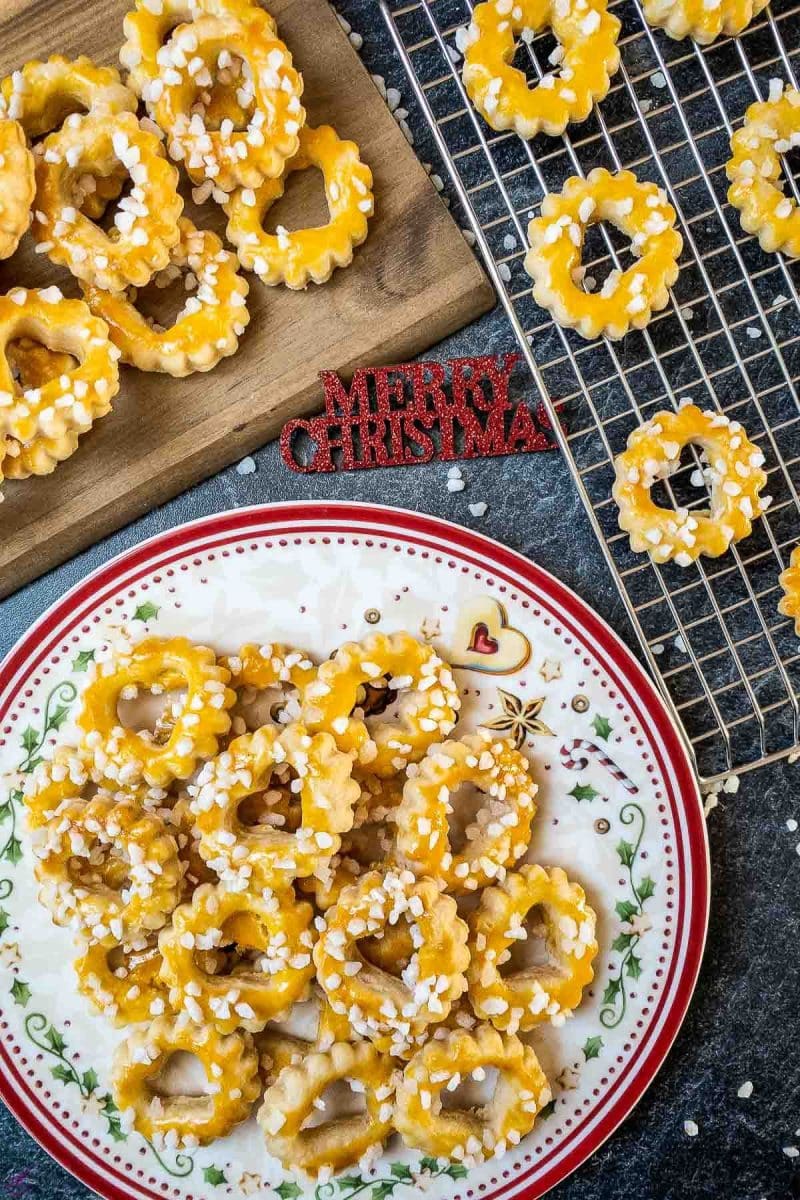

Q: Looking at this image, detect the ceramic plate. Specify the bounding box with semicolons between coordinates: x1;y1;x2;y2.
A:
0;502;708;1200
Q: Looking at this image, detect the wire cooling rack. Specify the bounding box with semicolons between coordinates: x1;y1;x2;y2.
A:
381;0;800;783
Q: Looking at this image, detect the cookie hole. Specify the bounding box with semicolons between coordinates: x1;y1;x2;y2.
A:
440;1065;500;1112
446;780;490;854
498;904;551;976
126;267;199;332
236;771;300;832
149;1051;210;1099
6;336;79;389
510;27;561;81
190;54;255;132
576;219;638;294
301;1077;368;1129
116;685;186;743
358;913;415;976
67;840;131;895
84;171;138;233
235;683;302;732
262;166;330;234
649;442;712;513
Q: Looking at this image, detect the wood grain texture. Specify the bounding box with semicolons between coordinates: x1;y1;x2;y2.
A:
0;0;493;597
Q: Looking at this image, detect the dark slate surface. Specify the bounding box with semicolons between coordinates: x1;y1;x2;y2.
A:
1;3;799;1198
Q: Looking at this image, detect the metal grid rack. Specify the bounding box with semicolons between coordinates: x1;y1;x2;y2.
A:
381;0;800;783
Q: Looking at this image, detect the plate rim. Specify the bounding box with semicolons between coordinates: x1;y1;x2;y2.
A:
0;500;710;1200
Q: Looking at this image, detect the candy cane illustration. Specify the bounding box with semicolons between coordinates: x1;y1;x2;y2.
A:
560;739;639;794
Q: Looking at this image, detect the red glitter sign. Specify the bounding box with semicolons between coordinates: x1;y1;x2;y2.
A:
280;353;559;474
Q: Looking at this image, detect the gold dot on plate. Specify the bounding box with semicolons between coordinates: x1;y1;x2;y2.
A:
571;694;590;713
594;817;610;835
364;608;381;625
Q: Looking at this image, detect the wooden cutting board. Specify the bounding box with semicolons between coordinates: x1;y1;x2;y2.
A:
0;0;493;598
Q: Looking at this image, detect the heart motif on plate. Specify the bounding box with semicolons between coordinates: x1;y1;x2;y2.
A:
450;596;531;674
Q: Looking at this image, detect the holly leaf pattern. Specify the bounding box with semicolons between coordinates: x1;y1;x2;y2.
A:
539;1099;556;1120
276;1184;303;1200
419;1157;441;1174
390;1164;414;1182
3;836;23;866
337;1178;363;1192
0;909;10;937
51;1064;74;1085
591;714;613;741
626;954;643;980
569;782;598;803
81;1068;99;1095
133;602;159;623
44;1025;67;1055
583;1035;604;1061
638;875;656;901
202;1167;227;1187
47;705;70;733
105;1112;126;1143
602;978;622;1005
615;899;639;922
20;727;38;754
446;1164;469;1180
10;979;30;1006
371;1184;395;1200
616;839;635;867
0;802;11;825
612;932;633;953
72;650;95;672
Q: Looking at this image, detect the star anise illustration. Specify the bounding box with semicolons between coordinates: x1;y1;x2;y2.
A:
483;689;554;748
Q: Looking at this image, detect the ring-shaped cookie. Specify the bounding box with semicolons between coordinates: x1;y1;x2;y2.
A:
224;124;374;289
525;168;682;340
300;630;461;777
468;865;598;1032
0;56;136;139
151;12;304;192
158;882;316;1034
33;111;183;292
2;339;83;479
778;546;800;635
120;0;268;98
220;641;317;731
75;935;168;1025
0;118;34;259
33;794;182;944
112;1015;260;1145
642;0;767;43
313;869;470;1056
462;0;620;138
612;404;769;564
82;217;249;376
395;1025;551;1162
395;732;538;893
77;636;236;788
257;1041;396;1175
190;722;359;890
0;289;119;455
727;87;800;258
